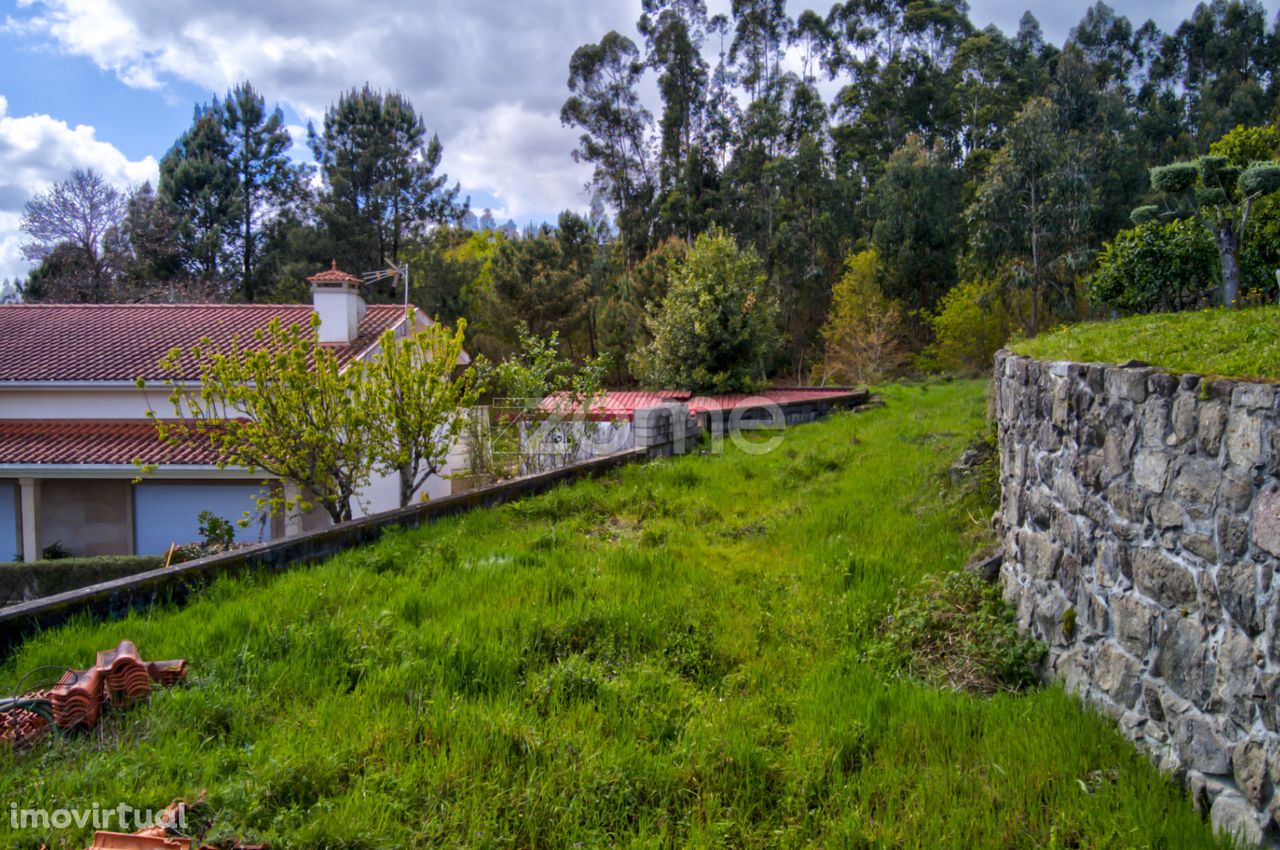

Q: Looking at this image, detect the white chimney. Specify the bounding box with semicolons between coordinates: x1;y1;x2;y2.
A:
307;260;366;344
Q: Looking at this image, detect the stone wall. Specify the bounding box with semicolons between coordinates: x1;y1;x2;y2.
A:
995;350;1280;846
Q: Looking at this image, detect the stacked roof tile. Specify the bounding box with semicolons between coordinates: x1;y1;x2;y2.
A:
0;640;186;748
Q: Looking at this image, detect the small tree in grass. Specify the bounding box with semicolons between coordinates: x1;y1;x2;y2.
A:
814;249;907;385
360;319;479;507
1138;155;1280;306
631;227;779;394
143;314;375;524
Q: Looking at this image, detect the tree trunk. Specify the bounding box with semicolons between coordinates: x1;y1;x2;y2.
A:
1216;223;1241;308
399;464;414;509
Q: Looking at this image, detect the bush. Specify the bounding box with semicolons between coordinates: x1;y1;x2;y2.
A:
1087;218;1217;313
924;277;1010;372
864;570;1046;694
631;227;779;393
813;249;908;385
0;555;162;607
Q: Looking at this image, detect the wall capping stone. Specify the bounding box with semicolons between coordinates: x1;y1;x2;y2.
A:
995;348;1280;846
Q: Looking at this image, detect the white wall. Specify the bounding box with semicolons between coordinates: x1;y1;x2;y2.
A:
0;387;164;419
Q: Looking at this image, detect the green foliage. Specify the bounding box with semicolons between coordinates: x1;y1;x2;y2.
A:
361;318;479;507
1087;218;1218;313
0;382;1224;848
632;227;779;393
1150;162;1198;193
1013;305;1280;380
865;571;1047;694
815;249;907;385
197;511;237;548
0;556;161;607
924;277;1011;372
1208;124;1280;168
1239;161;1280;197
145;315;375;525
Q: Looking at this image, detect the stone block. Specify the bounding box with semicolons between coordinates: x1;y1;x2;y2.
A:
1170;457;1221;518
1177;713;1232;774
1218;561;1261;635
1112;594;1156;657
1210;791;1265;847
1233;383;1275;412
1133;547;1198;609
1251;486;1280;557
1095;643;1143;707
1170;392;1199;445
1152;498;1187;531
1108;367;1151;403
1199;401;1229;456
1157;616;1211;703
1212;629;1260;727
1227;411;1266;469
1220;466;1255;514
1134;450;1171;493
1218;513;1250;558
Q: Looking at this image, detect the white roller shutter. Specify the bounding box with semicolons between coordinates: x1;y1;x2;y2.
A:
133;482;269;555
0;481;17;562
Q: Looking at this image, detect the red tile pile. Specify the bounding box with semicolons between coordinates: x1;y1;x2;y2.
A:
83;794;266;850
1;640;186;748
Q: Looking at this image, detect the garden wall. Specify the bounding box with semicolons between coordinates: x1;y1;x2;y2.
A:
995;350;1280;845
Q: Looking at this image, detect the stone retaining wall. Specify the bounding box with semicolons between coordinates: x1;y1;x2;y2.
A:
995;350;1280;845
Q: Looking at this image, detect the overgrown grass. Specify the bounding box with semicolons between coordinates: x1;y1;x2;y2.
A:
1013;305;1280;381
0;381;1223;848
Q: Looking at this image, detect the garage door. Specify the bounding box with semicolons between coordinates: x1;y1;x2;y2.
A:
0;481;17;562
133;483;270;555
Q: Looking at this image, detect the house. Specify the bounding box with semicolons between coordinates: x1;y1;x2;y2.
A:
0;264;462;561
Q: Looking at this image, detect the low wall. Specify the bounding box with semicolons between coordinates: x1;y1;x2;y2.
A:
1;394;872;658
995;350;1280;845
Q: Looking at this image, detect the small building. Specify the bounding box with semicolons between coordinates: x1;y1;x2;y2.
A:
0;264;462;560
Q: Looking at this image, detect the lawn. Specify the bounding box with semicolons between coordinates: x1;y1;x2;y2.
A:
1012;305;1280;381
0;381;1222;849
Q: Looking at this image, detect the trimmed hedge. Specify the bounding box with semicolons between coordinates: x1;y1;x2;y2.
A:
0;556;161;608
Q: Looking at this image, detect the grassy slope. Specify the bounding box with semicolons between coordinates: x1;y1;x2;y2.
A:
0;382;1221;849
1012;305;1280;381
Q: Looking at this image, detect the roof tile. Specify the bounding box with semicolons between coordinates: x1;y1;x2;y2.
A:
0;303;407;382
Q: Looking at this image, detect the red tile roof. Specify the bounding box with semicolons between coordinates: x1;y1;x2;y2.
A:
307;260;364;286
0;420;223;466
543;387;865;420
0;303;409;382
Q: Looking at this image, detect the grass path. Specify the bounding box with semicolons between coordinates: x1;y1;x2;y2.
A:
0;381;1223;848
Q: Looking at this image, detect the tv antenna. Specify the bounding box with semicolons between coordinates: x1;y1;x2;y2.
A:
361;259;411;309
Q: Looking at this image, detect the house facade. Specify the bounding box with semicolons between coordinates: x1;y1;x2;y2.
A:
0;265;460;561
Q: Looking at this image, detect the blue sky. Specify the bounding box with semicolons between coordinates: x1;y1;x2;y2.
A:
0;0;1275;282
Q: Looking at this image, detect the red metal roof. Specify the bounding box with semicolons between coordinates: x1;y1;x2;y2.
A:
544;387;864;420
0;420;223;466
0;303;408;382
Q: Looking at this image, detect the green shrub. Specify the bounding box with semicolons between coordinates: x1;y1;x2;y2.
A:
0;555;162;607
1086;218;1217;313
865;571;1046;694
631;227;780;393
923;277;1009;372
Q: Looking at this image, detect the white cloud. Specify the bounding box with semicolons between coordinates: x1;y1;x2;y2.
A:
0;94;159;280
10;0;636;231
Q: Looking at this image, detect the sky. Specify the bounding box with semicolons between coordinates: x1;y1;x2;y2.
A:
0;0;1275;283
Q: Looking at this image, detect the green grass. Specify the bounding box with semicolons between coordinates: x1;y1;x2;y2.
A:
1013;305;1280;381
0;381;1222;849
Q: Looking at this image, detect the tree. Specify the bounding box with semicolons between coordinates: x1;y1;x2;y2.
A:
632;227;779;393
222;81;304;301
869;136;962;313
144;315;376;525
815;249;907;385
161;104;239;284
1087;218;1217;312
561;32;655;263
20;168;130;301
310;85;461;277
361;318;479;507
1139;155;1280;306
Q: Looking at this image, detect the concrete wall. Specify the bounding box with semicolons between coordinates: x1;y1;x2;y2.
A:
995;350;1280;846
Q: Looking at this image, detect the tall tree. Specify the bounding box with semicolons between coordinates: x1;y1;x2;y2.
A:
160;103;239;284
310;85;461;279
222;81;303;301
20;169;130;303
562;32;655;263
